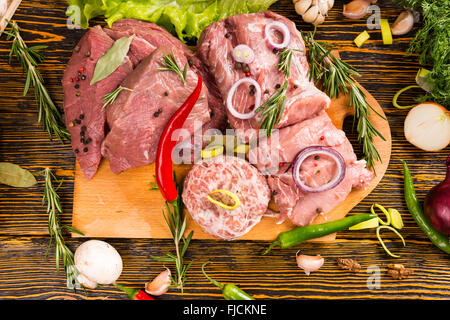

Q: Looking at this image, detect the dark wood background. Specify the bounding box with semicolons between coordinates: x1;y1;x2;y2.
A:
0;0;449;300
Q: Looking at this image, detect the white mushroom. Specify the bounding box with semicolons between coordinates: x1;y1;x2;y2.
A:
74;240;123;289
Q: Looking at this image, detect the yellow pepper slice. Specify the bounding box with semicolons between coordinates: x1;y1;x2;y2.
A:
371;204;391;225
201;145;224;159
349;217;380;230
235;144;250;154
376;225;405;258
354;30;370;48
380;19;393;45
207;189;241;210
389;208;404;230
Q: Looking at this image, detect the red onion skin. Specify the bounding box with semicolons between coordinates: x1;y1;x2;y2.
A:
424;156;450;236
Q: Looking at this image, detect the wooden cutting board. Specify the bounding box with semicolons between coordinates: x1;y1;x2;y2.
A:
71;77;392;241
0;0;22;34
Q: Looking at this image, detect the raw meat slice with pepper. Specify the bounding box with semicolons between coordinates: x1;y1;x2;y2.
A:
104;19;227;134
101;46;211;174
197;11;330;142
182;155;271;240
62;26;133;180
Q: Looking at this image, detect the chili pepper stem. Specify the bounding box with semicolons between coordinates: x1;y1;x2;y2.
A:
262;240;280;255
113;282;138;299
201;262;225;290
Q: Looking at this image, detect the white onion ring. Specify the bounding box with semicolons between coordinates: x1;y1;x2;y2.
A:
265;21;291;50
292;146;346;193
226;78;261;120
232;44;255;64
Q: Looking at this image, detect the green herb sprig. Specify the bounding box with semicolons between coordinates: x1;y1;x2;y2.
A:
102;86;133;109
157;50;188;85
277;48;302;78
151;173;193;293
42;167;84;289
255;81;288;137
303;31;386;170
5;21;70;143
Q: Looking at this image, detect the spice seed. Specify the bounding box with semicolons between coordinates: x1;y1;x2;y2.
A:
79;114;85;120
314;155;320;160
83;147;88;152
225;33;231;38
81;75;86;80
74;119;81;124
75;84;80;89
74;149;79;153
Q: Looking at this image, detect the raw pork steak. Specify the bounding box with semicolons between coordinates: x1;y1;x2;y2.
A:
183;156;271;240
101;46;211;174
62;26;133;180
197;11;330;141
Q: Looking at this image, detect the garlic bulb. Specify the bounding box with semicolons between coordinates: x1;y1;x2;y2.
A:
294;0;334;26
0;0;7;17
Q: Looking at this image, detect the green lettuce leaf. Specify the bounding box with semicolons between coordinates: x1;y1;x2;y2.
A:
65;0;278;41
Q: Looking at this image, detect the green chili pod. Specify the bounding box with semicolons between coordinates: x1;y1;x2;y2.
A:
202;262;254;300
401;160;450;255
263;213;378;255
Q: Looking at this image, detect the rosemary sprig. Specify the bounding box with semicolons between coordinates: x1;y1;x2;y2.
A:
5;21;70;143
255;81;288;137
151;173;193;293
42;167;84;289
157;50;188;85
102;86;133;109
303;31;386;170
277;48;302;78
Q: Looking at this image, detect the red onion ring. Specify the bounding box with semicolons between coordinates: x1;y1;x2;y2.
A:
292;146;346;193
226;77;261;120
265;21;291;50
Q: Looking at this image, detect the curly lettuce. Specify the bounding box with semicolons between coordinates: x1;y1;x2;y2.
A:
66;0;278;42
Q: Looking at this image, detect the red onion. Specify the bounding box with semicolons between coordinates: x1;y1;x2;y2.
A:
292;146;346;193
424;155;450;235
232;45;255;64
265;21;291;50
226;77;261;120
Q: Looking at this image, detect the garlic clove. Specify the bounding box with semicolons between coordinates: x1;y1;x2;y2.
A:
343;0;371;20
145;268;172;296
391;10;415;35
303;5;319;23
313;13;326;25
77;274;98;289
296;252;325;275
295;0;313;16
318;0;329;15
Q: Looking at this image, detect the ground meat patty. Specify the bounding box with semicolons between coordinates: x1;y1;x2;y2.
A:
182;156;271;240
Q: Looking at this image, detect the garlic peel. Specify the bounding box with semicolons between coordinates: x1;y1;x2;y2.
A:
343;0;372;20
391;10;415;36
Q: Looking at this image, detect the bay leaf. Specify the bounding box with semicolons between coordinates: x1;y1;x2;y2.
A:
0;162;37;188
90;35;134;85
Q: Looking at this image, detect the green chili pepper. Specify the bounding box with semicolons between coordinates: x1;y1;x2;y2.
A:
401;160;450;255
263;213;377;255
201;262;254;300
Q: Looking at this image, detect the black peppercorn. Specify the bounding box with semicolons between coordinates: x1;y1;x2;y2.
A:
316;208;323;214
314;155;320;160
275;83;281;89
74;119;81;124
74;148;79;153
75;84;80;89
272;190;278;196
249;89;255;96
80;131;85;137
164;92;169;96
187;58;194;67
225;33;231;38
273;48;278;54
81;125;86;131
80;138;85;143
294;85;298;89
83;147;88;152
79;114;85;120
85;138;92;144
264;89;270;94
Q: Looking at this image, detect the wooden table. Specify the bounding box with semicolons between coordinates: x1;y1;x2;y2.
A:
0;0;449;300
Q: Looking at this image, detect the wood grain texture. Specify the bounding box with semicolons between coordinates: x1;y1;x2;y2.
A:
0;0;449;300
71;75;391;241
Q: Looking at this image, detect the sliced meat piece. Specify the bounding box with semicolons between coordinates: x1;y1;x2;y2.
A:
101;46;210;174
248;111;357;175
183;156;271;240
268;161;374;226
197;11;330;142
105;19;227;133
62;26;133;180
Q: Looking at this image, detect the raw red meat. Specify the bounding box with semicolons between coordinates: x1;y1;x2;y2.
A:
197;11;330;142
182;156;271;240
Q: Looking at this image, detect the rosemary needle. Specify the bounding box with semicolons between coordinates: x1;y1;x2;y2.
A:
157;50;188;85
42;168;83;289
303;31;386;170
5;21;70;143
102;86;133;109
150;173;193;293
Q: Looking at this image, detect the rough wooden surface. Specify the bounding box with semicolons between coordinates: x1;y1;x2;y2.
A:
0;0;449;300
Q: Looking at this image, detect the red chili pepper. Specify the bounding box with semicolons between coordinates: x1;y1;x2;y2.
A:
155;76;203;203
114;283;155;300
